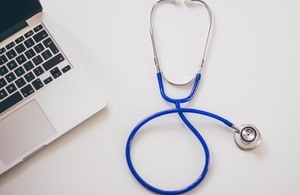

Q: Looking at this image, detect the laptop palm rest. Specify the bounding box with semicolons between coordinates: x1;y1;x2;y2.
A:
0;100;56;165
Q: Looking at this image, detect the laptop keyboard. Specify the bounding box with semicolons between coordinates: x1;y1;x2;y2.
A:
0;24;72;115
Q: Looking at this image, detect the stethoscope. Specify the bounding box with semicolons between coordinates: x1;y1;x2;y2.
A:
125;0;262;194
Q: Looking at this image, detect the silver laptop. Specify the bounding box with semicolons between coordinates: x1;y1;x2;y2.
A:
0;0;107;175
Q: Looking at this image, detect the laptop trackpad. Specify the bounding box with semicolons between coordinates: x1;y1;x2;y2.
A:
0;100;56;165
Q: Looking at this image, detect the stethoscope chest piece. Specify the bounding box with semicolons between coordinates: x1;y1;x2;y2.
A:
234;124;261;150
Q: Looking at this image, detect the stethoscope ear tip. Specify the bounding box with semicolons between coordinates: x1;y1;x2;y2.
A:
234;124;261;150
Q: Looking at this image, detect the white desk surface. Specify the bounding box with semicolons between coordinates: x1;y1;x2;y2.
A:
1;0;300;194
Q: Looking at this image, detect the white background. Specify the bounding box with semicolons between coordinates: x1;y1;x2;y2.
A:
1;0;300;194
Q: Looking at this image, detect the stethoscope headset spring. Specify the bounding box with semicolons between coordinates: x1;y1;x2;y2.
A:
125;0;262;194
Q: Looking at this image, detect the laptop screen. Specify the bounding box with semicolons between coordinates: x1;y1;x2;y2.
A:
0;0;42;42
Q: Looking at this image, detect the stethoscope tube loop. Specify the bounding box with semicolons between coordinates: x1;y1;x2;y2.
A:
126;106;234;195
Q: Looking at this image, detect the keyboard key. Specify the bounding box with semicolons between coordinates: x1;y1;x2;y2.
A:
43;53;64;71
23;61;35;71
5;72;17;83
50;67;62;79
21;84;34;97
6;42;15;50
32;78;44;90
24;30;34;38
62;65;71;73
15;78;26;88
6;49;17;59
43;37;59;54
0;66;9;76
15;36;25;44
15;43;26;54
6;83;17;94
0;47;5;55
6;60;18;70
41;50;52;60
33;66;44;77
0;54;8;65
34;24;43;32
42;37;53;47
24;72;35;82
14;66;26;77
0;78;7;89
34;43;45;53
32;55;43;65
0;91;23;114
24;38;35;48
25;48;36;59
15;54;27;65
44;77;53;85
0;89;8;100
33;30;48;43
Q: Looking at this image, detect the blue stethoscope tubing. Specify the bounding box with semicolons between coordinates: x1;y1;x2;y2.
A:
125;72;234;195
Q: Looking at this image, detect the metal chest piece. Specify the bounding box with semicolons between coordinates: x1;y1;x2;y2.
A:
234;124;261;150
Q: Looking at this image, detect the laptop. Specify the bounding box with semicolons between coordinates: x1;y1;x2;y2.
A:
0;0;107;175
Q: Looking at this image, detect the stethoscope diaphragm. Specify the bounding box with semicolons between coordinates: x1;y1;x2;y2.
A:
234;124;261;150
